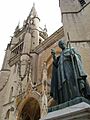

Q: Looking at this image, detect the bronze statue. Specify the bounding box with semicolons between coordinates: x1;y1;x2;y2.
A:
50;40;90;104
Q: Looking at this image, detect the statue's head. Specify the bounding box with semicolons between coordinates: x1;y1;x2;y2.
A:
58;40;66;50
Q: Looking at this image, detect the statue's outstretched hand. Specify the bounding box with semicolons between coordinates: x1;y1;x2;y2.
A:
51;48;56;56
51;48;57;61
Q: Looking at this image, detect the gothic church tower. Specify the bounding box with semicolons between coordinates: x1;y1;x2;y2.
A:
0;4;48;120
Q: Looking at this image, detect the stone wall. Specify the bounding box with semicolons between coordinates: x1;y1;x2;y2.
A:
60;1;90;42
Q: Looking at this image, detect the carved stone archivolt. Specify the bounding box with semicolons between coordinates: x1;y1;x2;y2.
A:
16;91;41;120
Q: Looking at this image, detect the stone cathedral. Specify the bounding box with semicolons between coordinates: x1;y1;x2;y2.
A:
0;0;90;120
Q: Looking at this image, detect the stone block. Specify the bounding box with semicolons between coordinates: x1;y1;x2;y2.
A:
41;102;90;120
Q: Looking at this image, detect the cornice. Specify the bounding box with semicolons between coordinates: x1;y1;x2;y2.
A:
62;2;90;14
32;26;64;54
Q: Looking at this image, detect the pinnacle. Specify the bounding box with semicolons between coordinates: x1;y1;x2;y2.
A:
29;3;38;18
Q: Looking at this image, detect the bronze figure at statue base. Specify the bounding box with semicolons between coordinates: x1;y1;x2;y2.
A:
50;40;90;105
41;40;90;120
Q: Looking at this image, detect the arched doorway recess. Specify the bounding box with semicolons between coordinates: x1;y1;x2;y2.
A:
19;97;40;120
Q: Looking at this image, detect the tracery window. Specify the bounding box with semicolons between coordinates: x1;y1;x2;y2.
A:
11;42;23;58
78;0;86;6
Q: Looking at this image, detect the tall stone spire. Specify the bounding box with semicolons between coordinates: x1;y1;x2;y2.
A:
29;3;40;49
25;3;39;25
30;3;38;18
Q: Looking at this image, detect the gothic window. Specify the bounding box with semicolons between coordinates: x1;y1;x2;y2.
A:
78;0;86;6
5;109;10;119
39;39;42;44
19;43;23;52
11;42;23;58
14;63;17;73
9;87;13;102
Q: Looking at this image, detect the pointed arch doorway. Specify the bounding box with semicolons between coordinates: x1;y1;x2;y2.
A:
19;97;40;120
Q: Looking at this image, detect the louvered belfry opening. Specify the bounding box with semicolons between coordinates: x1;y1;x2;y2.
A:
78;0;86;6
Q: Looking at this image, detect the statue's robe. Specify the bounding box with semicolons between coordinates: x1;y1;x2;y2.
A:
50;48;90;104
50;57;59;104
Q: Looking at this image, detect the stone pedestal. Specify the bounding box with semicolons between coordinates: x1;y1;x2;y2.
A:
40;102;90;120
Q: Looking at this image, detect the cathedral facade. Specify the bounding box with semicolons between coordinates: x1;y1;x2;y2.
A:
0;0;90;120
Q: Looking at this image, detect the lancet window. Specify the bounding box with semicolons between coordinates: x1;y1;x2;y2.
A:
11;42;23;58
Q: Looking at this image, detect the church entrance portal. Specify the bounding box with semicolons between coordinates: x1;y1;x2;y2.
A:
19;97;40;120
